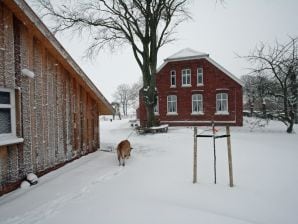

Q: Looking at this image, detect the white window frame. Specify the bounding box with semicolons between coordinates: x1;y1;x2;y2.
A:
170;70;176;88
0;87;22;145
197;67;203;86
191;94;204;115
181;69;191;87
167;95;177;115
216;92;229;114
154;96;159;115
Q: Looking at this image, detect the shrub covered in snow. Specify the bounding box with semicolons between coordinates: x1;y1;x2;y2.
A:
20;181;31;189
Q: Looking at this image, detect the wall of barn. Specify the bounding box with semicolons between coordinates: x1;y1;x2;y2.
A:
0;3;100;196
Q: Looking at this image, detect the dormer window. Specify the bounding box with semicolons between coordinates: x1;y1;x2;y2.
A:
181;69;191;87
197;67;203;85
170;70;176;87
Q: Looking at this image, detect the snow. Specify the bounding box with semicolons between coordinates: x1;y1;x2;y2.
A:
20;181;30;189
165;48;209;61
0;118;297;224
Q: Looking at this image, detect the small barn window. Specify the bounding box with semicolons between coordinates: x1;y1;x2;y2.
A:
181;69;191;86
216;93;229;114
0;88;16;138
197;67;203;85
167;95;177;114
192;94;203;114
170;70;176;87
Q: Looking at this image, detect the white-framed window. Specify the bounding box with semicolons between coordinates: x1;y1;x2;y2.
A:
167;95;177;114
181;69;191;86
154;96;159;115
170;70;176;87
192;94;203;114
216;93;228;114
197;67;203;85
0;88;16;139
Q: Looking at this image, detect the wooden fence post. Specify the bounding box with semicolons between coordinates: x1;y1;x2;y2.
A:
212;122;217;184
226;126;234;187
193;127;197;184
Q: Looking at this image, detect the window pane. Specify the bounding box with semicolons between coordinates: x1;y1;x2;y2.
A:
171;75;176;86
168;95;176;112
0;108;11;134
222;99;227;111
0;92;10;104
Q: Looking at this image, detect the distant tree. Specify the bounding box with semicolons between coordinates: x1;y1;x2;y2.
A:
243;37;298;133
113;79;142;116
113;84;131;116
128;78;142;111
37;0;190;127
241;74;276;116
111;102;121;120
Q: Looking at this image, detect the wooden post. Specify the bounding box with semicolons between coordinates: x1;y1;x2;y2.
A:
193;127;197;184
212;122;217;184
226;126;234;187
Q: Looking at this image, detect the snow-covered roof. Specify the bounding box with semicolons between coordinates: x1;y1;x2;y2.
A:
158;48;243;86
165;48;209;61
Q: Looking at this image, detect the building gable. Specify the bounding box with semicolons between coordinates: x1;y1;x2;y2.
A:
157;48;243;87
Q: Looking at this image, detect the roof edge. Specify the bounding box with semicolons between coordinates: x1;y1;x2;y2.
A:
206;57;244;87
10;0;113;114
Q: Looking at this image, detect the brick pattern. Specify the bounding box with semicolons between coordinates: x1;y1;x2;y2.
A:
139;58;243;126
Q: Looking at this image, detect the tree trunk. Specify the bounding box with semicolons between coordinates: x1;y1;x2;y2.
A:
145;103;156;127
286;110;295;133
287;121;294;133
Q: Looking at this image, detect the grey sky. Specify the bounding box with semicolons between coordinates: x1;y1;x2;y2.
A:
28;0;298;102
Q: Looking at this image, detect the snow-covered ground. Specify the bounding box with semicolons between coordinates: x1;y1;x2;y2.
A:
0;118;297;224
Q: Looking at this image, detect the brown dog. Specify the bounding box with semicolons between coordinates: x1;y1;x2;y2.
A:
116;140;133;166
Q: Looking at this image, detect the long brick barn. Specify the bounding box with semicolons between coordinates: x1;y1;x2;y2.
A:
0;0;113;195
138;48;243;126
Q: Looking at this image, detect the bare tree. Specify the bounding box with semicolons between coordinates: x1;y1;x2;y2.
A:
128;77;142;110
37;0;190;127
243;37;298;133
113;84;131;116
241;74;277;117
113;79;142;116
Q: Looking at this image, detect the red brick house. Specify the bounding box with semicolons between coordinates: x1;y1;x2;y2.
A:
139;48;243;126
0;0;113;195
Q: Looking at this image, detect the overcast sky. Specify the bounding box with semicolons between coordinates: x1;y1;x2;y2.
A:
28;0;298;102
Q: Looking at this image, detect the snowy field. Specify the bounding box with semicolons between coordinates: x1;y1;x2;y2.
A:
0;118;297;224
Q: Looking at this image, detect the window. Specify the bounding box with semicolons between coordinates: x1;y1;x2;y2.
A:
197;67;203;85
181;69;191;86
170;70;176;87
167;95;177;114
0;88;16;138
154;96;159;115
192;94;203;114
216;93;228;114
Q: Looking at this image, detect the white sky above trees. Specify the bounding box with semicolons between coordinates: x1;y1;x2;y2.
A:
27;0;298;102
